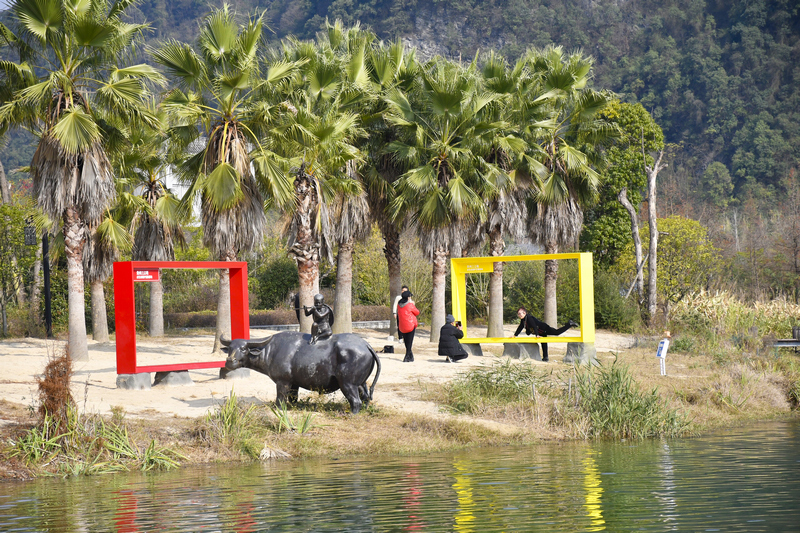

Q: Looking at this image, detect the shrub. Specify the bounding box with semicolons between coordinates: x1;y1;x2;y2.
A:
254;256;298;309
575;359;688;439
441;360;550;414
593;268;641;332
671;291;800;338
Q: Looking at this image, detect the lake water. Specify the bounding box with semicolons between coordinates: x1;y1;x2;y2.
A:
1;420;798;532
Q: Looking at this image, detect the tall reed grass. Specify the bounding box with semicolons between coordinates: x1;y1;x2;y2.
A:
441;360;551;414
575;359;689;439
10;405;182;475
672;291;800;337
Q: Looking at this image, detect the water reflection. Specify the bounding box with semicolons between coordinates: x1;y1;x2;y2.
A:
0;420;798;532
451;460;475;532
582;452;605;531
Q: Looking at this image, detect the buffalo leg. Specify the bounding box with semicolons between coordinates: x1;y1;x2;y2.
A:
359;383;371;405
341;382;362;414
288;386;300;403
275;382;293;407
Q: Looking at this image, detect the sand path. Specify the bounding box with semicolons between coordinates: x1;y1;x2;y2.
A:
0;325;634;421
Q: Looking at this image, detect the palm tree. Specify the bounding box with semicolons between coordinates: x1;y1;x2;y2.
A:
0;0;163;360
275;27;366;333
362;39;418;338
386;58;505;342
330;164;370;333
83;214;130;342
474;52;530;337
113;109;186;337
153;5;297;350
523;46;616;326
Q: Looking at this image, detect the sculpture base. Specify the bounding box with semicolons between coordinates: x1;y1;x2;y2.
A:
462;343;484;357
219;367;251;380
116;373;152;390
503;343;542;361
153;370;193;386
563;343;598;365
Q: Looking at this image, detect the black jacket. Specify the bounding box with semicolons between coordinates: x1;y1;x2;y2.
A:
514;314;546;336
438;323;467;356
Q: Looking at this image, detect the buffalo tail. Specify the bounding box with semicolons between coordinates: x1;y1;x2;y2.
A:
368;344;381;401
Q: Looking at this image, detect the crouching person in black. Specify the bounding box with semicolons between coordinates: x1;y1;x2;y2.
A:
438;314;469;363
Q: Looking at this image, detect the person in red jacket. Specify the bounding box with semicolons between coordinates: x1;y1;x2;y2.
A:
396;290;420;362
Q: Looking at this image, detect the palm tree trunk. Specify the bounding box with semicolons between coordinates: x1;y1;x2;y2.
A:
149;280;164;337
213;265;232;353
487;226;505;337
333;238;354;334
382;225;402;338
0;161;25;305
297;258;318;333
64;208;89;361
30;238;42;326
90;280;109;342
0;160;11;204
543;241;558;327
430;249;448;343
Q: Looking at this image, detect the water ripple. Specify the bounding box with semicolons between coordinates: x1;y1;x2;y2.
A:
0;420;798;532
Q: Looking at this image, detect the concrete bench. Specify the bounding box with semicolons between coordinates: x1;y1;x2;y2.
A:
460;335;596;364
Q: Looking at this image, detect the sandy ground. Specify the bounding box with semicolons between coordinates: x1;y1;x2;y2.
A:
0;325;634;421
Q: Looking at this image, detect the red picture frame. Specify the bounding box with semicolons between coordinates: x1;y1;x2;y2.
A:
113;261;250;374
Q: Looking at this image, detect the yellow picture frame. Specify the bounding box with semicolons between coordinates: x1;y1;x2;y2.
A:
450;252;595;344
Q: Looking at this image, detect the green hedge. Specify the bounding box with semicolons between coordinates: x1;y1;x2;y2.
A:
164;305;392;329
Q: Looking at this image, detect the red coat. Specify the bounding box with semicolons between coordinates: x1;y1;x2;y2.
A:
397;301;420;333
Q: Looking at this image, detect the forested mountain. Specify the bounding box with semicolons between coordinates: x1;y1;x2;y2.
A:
3;0;798;206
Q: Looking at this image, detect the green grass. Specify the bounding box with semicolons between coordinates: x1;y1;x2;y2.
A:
575;358;690;439
441;360;552;414
9;406;183;476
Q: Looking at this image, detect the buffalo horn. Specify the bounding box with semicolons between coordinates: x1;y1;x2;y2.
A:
220;336;232;347
246;337;271;348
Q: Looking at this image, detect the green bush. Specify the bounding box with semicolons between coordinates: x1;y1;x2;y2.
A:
254;256;298;310
593;268;641;332
503;261;544;321
503;260;637;331
576;359;688;439
441;360;550;414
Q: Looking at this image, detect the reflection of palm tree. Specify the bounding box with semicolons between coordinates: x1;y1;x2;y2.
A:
1;0;163;359
154;6;296;349
524;46;615;326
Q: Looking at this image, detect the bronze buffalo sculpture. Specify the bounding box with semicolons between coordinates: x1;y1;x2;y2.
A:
221;331;381;414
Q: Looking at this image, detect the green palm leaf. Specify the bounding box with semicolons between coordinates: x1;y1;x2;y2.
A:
13;0;63;43
72;18;115;47
52;107;101;154
199;6;238;64
151;41;206;89
204;162;243;211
